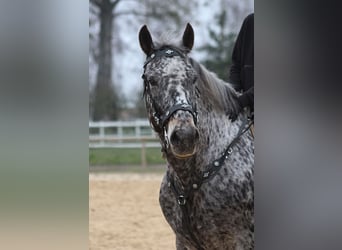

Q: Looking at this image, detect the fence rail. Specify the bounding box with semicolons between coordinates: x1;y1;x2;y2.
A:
89;120;160;149
89;120;161;167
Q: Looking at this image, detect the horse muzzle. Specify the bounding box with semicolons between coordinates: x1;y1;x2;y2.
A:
166;110;199;159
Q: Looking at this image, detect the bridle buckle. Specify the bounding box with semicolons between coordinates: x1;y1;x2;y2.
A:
177;195;186;206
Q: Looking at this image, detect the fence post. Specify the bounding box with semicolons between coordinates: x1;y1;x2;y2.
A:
99;122;105;146
141;140;147;168
136;123;141;137
118;124;123;143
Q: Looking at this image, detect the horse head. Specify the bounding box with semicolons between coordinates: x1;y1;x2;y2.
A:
139;24;199;159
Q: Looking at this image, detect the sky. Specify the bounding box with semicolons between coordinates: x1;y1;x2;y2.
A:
90;0;254;106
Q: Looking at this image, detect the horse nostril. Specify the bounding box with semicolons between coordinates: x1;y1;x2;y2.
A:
170;130;181;145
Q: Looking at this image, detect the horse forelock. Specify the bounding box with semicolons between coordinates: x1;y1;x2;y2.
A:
153;31;190;53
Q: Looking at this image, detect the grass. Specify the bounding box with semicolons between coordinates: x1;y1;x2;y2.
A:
89;164;167;174
89;147;166;166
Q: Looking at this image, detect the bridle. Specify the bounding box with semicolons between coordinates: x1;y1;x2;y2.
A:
142;46;198;148
167;116;253;206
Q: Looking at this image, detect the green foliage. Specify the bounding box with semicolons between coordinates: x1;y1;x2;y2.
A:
199;9;237;82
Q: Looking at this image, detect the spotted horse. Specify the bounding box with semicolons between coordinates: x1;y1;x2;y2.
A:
139;23;254;250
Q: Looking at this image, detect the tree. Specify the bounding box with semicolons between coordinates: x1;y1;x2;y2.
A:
89;0;121;121
199;9;236;82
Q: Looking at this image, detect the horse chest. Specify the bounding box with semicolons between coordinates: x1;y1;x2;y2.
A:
159;176;253;249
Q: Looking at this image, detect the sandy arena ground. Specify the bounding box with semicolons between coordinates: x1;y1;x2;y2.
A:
89;173;175;250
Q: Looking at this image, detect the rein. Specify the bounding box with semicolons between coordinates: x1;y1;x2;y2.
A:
166;116;253;248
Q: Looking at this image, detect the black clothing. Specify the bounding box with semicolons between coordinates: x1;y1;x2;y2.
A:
229;13;254;111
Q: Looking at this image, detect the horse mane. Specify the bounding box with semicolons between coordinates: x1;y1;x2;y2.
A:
153;31;240;116
189;58;240;116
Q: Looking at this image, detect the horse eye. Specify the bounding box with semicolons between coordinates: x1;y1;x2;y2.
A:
148;78;158;86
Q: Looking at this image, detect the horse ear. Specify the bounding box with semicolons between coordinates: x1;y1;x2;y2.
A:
139;25;154;55
182;23;194;51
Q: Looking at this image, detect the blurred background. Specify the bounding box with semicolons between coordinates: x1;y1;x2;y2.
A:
1;0;341;249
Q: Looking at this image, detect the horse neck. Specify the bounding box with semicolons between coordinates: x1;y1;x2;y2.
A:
196;101;241;167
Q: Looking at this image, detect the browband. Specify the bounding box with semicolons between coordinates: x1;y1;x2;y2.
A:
144;46;185;67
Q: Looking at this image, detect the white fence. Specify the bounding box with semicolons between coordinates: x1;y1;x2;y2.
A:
89;120;160;149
